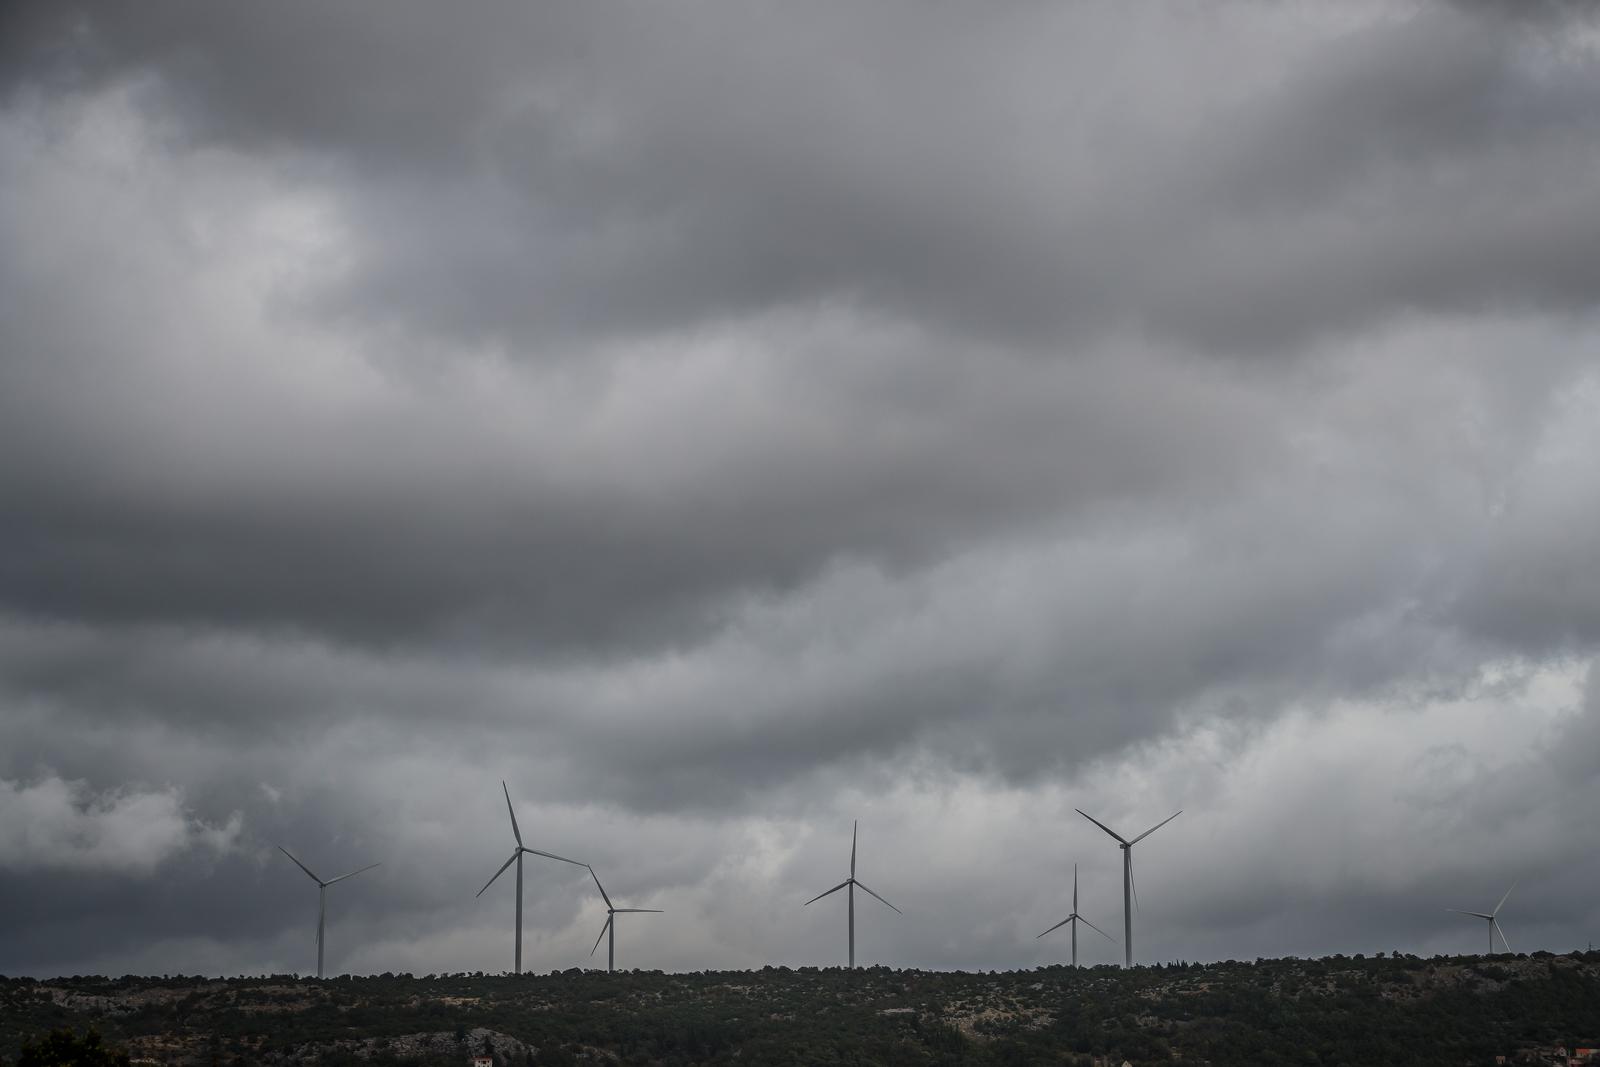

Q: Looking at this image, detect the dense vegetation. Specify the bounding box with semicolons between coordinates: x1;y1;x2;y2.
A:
12;1029;131;1067
3;952;1598;1066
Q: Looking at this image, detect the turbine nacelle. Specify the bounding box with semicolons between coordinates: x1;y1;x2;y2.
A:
1036;863;1115;966
279;846;380;890
1035;913;1116;941
478;781;587;974
1448;881;1517;954
277;845;379;979
587;866;662;972
1077;808;1181;968
803;821;901;968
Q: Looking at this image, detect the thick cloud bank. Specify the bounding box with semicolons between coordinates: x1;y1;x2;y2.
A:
0;776;240;874
1;0;1599;975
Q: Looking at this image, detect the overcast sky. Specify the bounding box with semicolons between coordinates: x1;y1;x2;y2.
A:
3;0;1600;979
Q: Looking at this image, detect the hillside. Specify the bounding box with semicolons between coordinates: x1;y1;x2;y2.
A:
4;952;1599;1066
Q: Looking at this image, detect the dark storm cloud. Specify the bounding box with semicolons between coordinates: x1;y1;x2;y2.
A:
207;3;1600;353
0;232;1280;651
10;2;1600;359
3;1;1600;976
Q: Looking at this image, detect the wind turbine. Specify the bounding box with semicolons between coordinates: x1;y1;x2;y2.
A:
1077;808;1181;968
587;866;661;973
276;846;379;979
476;781;587;974
1449;881;1517;955
803;820;901;968
1037;863;1116;967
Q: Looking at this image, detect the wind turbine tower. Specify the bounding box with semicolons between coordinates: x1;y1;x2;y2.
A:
1449;881;1517;955
587;866;662;973
803;820;901;968
277;846;379;979
477;781;587;974
1077;808;1181;968
1036;863;1116;966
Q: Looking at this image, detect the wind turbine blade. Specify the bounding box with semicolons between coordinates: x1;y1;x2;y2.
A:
324;861;380;886
612;908;663;914
590;915;612;958
851;821;857;879
278;846;323;885
502;781;523;848
476;851;518;898
1075;809;1129;845
853;879;902;915
1129;810;1183;845
1493;880;1518;917
1078;914;1117;943
588;866;613;910
1447;909;1495;920
803;880;851;906
1493;919;1511;954
1036;917;1073;939
524;847;586;868
1129;853;1141;915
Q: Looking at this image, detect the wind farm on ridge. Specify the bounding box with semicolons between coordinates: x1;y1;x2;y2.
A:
15;801;1579;1066
262;783;1533;980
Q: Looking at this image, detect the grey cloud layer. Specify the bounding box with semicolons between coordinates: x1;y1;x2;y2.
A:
11;2;1600;355
2;1;1600;975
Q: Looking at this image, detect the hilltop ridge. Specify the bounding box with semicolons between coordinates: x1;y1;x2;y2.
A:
5;951;1599;1065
